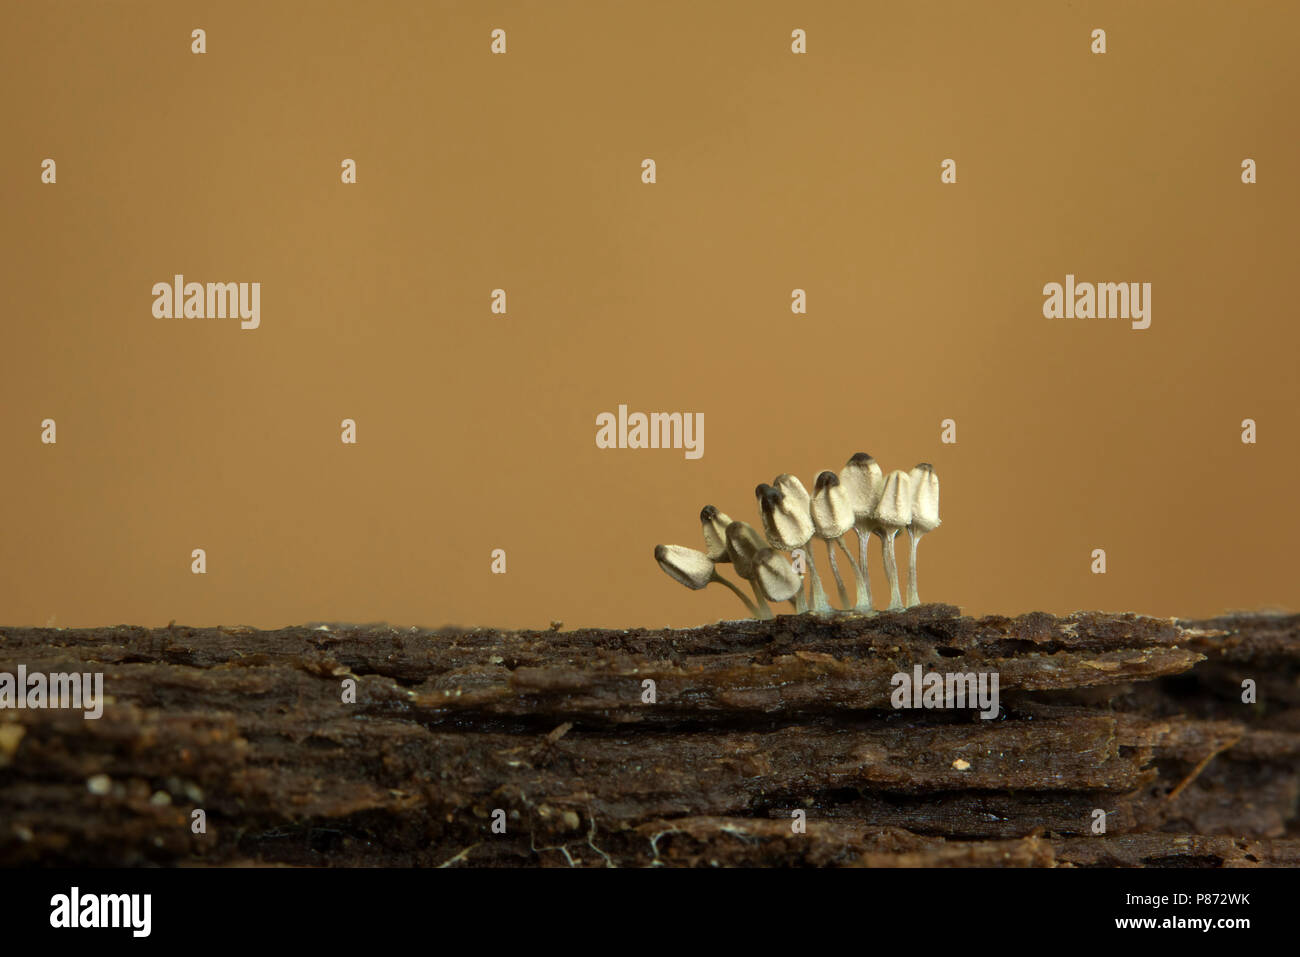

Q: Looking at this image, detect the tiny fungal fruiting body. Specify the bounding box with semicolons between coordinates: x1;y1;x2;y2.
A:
654;453;940;619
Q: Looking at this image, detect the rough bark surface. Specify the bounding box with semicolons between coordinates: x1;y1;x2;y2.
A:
1;605;1297;867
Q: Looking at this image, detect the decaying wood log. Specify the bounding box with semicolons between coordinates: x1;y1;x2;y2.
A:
1;605;1296;866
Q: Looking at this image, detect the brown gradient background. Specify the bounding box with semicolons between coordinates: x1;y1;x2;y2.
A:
1;1;1296;631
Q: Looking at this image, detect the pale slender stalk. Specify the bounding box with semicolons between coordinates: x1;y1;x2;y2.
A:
748;580;773;620
711;570;758;617
790;569;809;614
877;528;904;611
803;543;833;614
833;535;871;614
907;529;925;608
826;540;852;609
855;528;875;613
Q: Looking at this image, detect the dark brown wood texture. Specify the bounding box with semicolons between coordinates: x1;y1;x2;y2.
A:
1;606;1296;866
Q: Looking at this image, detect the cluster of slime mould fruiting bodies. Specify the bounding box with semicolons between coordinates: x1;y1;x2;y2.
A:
654;454;940;619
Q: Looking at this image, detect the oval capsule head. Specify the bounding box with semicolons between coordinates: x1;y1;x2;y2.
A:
700;505;734;562
811;470;855;539
724;521;766;580
873;469;914;530
841;453;885;523
773;473;811;512
757;483;812;550
654;544;714;590
755;547;801;602
909;464;941;534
